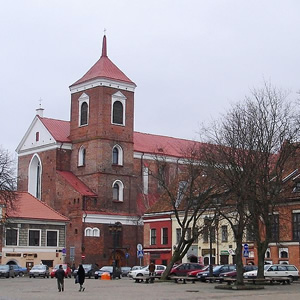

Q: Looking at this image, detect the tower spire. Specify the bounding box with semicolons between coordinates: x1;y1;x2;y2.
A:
101;30;107;57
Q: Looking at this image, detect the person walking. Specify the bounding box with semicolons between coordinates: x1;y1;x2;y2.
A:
77;264;85;292
55;265;65;292
149;261;155;283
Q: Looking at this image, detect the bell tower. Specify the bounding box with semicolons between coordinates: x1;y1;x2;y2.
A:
68;35;137;213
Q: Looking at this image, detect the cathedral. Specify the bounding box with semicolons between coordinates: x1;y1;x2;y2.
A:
16;35;190;267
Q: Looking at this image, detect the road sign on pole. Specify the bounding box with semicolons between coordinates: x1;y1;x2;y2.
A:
137;244;143;251
137;250;144;258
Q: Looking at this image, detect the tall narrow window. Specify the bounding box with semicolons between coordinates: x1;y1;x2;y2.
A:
143;166;149;195
80;102;88;125
162;228;168;245
112;145;123;165
221;225;228;242
292;213;300;241
271;214;279;241
112;180;124;202
150;228;157;245
78;146;86;166
78;93;89;127
112;101;123;124
176;228;181;244
28;154;42;199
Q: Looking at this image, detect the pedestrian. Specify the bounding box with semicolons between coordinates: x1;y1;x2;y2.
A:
77;264;85;292
149;261;155;283
55;265;65;292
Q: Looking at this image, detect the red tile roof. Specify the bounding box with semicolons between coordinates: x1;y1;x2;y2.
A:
39;116;71;143
57;171;97;196
6;192;69;222
39;117;204;158
134;132;204;158
70;35;135;87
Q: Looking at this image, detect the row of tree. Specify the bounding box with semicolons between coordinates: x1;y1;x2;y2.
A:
152;83;300;284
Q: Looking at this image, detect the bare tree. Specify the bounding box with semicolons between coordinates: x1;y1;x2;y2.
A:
0;147;18;220
149;145;218;280
201;83;300;284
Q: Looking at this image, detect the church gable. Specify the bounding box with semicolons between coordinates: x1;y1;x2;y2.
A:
16;116;56;154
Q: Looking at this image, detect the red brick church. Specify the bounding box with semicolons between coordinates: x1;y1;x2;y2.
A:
16;35;191;267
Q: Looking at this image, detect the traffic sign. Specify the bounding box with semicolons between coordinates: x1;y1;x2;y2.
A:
137;250;144;258
81;254;86;259
243;250;249;257
137;244;143;251
244;243;249;250
125;252;129;259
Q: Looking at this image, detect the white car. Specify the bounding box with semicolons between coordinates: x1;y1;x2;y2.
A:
243;264;299;281
128;264;166;279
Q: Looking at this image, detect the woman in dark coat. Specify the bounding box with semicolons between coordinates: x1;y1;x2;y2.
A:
77;264;85;292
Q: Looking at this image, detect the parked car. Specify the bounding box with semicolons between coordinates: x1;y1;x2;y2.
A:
29;264;50;278
128;264;166;279
94;266;122;279
50;264;72;278
220;265;258;278
187;265;210;277
131;266;144;271
73;264;98;279
197;265;236;281
243;264;299;281
169;263;204;276
9;264;27;277
121;266;131;277
0;265;16;278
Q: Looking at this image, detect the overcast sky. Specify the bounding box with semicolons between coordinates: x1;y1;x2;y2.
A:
1;0;300;157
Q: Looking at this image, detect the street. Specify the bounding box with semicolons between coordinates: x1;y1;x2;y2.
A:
0;276;300;300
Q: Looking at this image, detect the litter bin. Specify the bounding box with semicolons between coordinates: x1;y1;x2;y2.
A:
101;272;111;280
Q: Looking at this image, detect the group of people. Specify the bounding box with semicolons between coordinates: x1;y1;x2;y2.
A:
55;264;85;292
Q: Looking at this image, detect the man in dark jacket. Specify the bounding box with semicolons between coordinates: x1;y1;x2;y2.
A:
55;265;65;292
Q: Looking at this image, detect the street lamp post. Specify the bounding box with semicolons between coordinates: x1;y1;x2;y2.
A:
108;222;122;279
205;217;213;277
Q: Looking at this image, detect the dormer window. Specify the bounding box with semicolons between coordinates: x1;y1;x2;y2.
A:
111;91;126;126
78;93;89;127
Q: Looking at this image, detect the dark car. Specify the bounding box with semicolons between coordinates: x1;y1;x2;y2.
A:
170;263;204;276
197;265;236;281
220;265;257;278
10;264;27;277
0;265;16;278
94;266;122;279
121;266;131;277
73;264;98;279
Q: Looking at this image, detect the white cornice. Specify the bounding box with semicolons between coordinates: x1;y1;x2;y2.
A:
84;214;143;226
143;218;171;223
143;248;172;252
3;247;63;253
269;242;300;246
134;152;188;164
17;142;72;157
70;78;136;94
8;219;67;226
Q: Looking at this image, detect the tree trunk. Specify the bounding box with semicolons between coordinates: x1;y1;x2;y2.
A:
235;239;244;285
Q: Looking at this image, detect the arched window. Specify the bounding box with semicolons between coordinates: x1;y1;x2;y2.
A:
28;154;42;199
78;93;89;126
112;180;124;202
111;91;126;126
112;145;123;165
85;228;92;237
92;228;100;237
112;101;123;124
80;102;88;125
78;146;86;166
